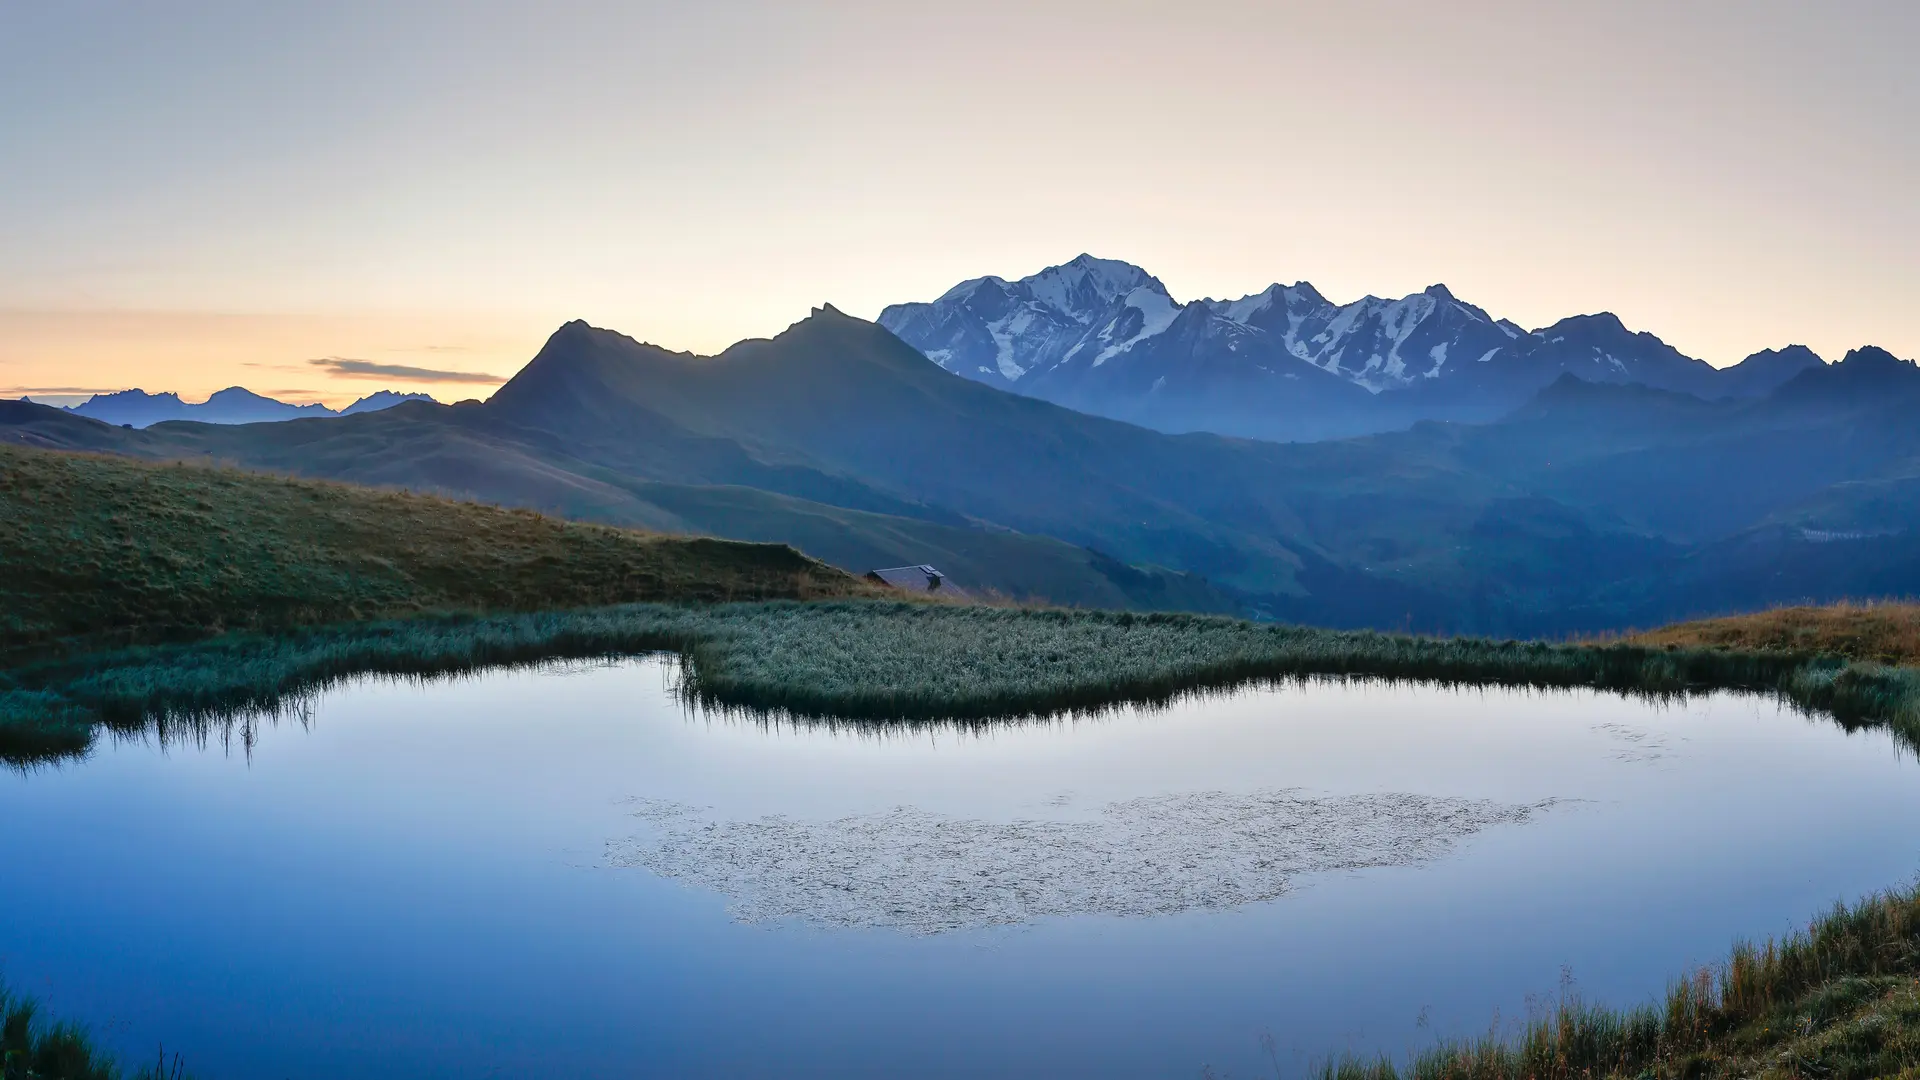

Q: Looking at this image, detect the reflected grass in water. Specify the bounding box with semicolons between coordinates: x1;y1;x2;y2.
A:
7;600;1920;765
1322;882;1920;1080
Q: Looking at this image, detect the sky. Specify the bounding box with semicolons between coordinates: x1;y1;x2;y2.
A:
3;0;1915;407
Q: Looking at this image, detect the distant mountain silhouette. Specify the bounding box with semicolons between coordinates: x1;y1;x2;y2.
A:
1712;345;1827;399
340;390;438;415
42;387;436;428
880;255;1829;440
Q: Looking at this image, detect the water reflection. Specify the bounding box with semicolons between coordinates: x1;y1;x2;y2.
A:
84;650;1867;762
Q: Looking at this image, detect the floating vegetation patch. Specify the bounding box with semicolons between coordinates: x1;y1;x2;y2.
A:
610;789;1554;934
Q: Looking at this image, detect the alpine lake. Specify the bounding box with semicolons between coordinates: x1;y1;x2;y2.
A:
5;656;1918;1078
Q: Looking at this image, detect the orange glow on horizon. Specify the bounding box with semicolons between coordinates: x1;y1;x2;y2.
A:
0;309;546;408
3;3;1914;396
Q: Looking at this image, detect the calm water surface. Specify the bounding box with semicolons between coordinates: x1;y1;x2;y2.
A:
4;657;1918;1078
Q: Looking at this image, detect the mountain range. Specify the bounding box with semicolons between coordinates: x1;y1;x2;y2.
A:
25;387;436;428
5;306;1917;635
879;255;1828;441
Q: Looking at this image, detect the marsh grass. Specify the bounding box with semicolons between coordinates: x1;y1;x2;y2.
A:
0;980;187;1080
1319;883;1920;1080
8;600;1920;766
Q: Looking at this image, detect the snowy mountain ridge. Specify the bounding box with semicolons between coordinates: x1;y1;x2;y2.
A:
879;255;1827;441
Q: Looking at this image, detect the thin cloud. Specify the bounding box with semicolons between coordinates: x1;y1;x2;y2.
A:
1;385;121;395
306;357;506;384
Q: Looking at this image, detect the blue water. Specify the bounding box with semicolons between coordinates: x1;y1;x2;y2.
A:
4;658;1918;1078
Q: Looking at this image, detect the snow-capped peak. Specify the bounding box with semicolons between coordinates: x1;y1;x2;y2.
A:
1019;255;1167;322
1217;284;1284;324
879;255;1807;439
935;275;1011;305
1212;282;1335;326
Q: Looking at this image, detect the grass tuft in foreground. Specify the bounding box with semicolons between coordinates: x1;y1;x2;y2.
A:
1;979;188;1080
1320;882;1920;1080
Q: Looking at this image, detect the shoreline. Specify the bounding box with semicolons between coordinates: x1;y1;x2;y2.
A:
9;600;1920;766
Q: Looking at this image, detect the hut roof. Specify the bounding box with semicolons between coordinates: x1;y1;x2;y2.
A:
866;564;968;597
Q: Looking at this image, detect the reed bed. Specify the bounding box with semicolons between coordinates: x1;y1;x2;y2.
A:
7;600;1920;765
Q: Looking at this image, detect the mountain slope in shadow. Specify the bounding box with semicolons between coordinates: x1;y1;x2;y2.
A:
0;399;1235;614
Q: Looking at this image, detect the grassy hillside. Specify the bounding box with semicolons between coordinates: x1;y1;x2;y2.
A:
1630;600;1920;666
567;478;1235;612
0;442;864;658
0;401;1240;615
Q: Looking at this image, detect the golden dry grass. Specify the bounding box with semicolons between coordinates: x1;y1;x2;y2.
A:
1630;600;1920;667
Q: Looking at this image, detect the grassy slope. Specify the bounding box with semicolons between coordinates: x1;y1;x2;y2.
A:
0;442;864;658
593;478;1236;612
0;401;1240;614
1631;600;1920;666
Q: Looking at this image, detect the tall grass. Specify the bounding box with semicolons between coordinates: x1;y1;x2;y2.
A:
0;980;187;1080
1319;883;1920;1080
8;600;1920;765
